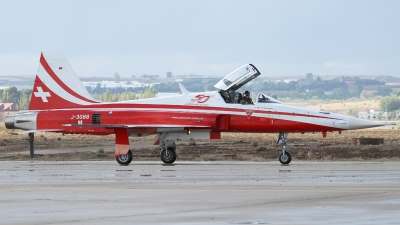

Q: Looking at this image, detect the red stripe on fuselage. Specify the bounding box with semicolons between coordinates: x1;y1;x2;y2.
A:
40;53;98;103
51;103;342;121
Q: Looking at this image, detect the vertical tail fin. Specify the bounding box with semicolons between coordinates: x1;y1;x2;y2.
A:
29;51;99;110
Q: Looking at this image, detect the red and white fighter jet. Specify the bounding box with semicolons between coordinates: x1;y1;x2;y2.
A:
5;51;383;165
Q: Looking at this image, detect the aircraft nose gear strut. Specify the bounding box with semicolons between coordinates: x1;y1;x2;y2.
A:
277;132;291;164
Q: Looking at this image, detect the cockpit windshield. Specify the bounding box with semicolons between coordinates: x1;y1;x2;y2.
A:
256;93;282;104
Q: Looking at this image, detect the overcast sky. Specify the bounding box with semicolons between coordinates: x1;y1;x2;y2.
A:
0;0;399;78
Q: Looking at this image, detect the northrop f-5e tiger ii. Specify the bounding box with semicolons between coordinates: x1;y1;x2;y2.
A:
5;51;383;165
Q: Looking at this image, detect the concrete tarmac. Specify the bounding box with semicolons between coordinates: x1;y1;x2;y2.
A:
0;161;399;225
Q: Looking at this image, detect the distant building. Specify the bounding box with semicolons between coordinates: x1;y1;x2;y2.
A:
267;79;299;84
362;85;381;92
180;77;220;83
385;83;400;90
358;111;369;119
82;80;150;89
142;75;159;79
357;109;399;119
0;103;16;111
340;77;356;84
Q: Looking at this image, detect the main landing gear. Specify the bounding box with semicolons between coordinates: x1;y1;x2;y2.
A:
114;132;291;165
160;141;177;164
116;150;133;165
161;147;177;164
277;132;291;165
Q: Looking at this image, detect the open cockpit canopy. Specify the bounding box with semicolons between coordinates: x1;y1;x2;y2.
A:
214;64;260;91
215;64;261;104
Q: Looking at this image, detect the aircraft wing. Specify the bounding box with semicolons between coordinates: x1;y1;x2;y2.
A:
12;129;65;135
62;124;211;128
12;125;211;135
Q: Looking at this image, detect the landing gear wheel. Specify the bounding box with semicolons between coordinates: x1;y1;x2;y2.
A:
279;151;291;164
161;147;176;164
116;150;133;165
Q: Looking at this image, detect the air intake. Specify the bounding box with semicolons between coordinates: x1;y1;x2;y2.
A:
92;113;101;125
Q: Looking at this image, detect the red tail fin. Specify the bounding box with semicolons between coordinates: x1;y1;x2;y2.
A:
29;51;99;110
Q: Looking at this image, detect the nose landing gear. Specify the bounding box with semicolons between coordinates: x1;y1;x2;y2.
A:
161;147;177;164
277;132;291;165
159;139;177;164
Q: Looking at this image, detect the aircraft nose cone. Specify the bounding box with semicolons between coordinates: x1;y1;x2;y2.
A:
348;118;384;130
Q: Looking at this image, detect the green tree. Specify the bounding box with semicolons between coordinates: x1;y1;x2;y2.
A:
307;88;324;99
360;90;374;99
1;86;19;104
143;87;157;98
93;93;100;101
110;94;119;102
101;90;112;102
392;89;400;96
119;92;136;101
347;107;359;117
18;88;32;110
332;88;347;99
388;111;397;120
138;90;144;99
375;86;392;96
379;96;400;112
250;77;264;92
347;84;363;98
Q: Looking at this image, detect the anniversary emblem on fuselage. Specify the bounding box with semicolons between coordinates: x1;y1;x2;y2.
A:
186;94;213;105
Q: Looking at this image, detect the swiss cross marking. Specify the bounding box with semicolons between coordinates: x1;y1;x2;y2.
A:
244;109;254;119
34;87;51;102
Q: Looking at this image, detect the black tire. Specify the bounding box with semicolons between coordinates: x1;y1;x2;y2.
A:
161;147;176;164
279;151;291;164
116;150;133;165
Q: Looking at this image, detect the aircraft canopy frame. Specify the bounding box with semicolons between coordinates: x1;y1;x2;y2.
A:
214;64;261;92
